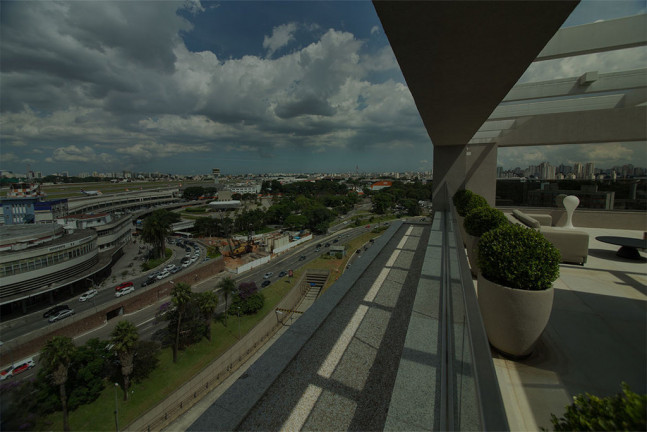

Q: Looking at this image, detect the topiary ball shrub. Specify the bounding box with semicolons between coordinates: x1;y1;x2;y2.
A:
550;382;646;431
453;189;474;216
462;194;489;217
478;224;560;291
464;207;509;237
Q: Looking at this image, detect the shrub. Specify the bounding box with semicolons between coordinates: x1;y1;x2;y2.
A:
229;292;265;315
462;194;489;217
478;224;560;291
464;207;508;237
453;189;473;216
550;383;646;431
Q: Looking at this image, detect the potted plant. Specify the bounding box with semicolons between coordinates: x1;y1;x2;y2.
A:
453;189;488;242
477;223;561;357
463;206;508;275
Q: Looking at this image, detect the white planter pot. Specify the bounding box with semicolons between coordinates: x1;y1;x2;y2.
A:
456;215;467;246
477;273;554;358
465;235;480;276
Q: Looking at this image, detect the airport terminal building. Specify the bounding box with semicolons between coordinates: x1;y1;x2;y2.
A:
0;224;112;313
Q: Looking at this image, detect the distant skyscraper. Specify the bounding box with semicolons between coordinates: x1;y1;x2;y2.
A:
585;162;595;180
573;162;583;179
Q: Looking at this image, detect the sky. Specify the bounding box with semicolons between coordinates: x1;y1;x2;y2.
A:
1;0;645;176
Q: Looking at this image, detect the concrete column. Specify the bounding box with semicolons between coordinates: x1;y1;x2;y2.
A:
464;143;498;205
432;143;498;210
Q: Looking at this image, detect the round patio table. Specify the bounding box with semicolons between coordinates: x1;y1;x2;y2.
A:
595;236;647;260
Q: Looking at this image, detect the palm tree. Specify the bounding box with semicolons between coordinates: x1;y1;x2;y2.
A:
196;291;219;342
171;282;192;363
141;209;180;259
217;277;237;325
41;336;76;431
111;321;139;401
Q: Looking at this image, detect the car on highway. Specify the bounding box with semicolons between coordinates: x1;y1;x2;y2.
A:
115;286;135;297
316;243;322;248
49;308;75;323
171;267;181;274
333;239;338;243
325;243;330;247
11;358;35;377
115;281;134;292
356;249;362;254
43;304;71;319
164;264;176;272
79;289;98;302
278;271;287;277
299;255;306;261
0;366;14;380
156;270;170;280
315;248;320;252
263;272;273;279
261;280;271;288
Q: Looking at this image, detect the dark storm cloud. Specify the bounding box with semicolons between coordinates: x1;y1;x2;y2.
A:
274;95;336;119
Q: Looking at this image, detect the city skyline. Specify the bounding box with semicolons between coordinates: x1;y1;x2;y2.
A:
1;1;646;175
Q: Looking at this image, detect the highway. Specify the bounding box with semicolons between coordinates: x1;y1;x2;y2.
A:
0;224;381;382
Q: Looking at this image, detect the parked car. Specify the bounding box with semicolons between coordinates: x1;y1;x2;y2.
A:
48;308;75;323
171;267;181;274
79;289;98;302
263;272;273;279
156;270;170;280
11;359;35;376
141;279;155;287
115;281;134;292
115;286;135;297
261;280;271;288
43;304;70;319
164;264;176;272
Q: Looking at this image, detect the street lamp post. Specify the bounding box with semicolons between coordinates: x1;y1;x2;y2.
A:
114;382;119;432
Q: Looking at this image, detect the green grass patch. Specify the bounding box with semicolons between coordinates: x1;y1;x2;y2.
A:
140;248;172;271
37;278;297;431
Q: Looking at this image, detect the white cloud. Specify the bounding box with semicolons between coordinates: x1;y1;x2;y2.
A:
370;25;380;35
46;145;116;164
263;23;298;57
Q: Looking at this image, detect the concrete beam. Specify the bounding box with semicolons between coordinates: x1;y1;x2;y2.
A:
537;14;647;61
497;106;647;146
373;1;579;147
503;68;647;102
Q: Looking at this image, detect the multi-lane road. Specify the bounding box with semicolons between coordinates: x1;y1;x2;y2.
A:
0;223;381;382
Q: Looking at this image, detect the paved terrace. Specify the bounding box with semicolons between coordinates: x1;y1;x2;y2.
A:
186;218;646;431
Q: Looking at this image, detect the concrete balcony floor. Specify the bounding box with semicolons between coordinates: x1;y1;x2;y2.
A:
492;226;646;431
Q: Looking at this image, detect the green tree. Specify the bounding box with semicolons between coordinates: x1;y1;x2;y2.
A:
111;321;139;401
182;186;205;200
171;283;193;363
141;209;180;259
284;214;308;230
196;290;219;342
372;193;393;214
217;277;237;326
41;336;76;431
